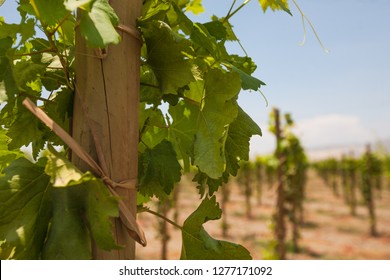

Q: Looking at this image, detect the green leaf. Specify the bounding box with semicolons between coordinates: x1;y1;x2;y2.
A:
84;179;120;250
210;15;238;41
259;0;292;15
225;55;266;91
33;0;68;26
192;171;227;197
57;15;75;45
0;158;52;259
0;17;35;43
42;187;91;259
0;1;5;8
141;21;196;94
64;0;93;11
193;69;240;179
12;60;45;92
44;146;120;251
6;107;46;158
230;64;265;91
0;37;13;84
138;140;182;199
191;23;221;59
79;0;121;47
44;146;86;187
180;196;252;260
185;0;204;15
168;100;198;172
203;21;228;41
139;107;168;149
225;106;262;176
166;2;194;35
141;1;170;22
0;128;24;172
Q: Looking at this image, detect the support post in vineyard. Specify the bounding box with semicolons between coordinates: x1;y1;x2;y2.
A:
273;108;286;259
255;158;264;206
361;144;378;237
73;0;143;259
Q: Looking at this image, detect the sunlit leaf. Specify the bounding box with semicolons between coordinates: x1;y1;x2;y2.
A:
180;196;252;260
259;0;292;15
193;69;240;179
78;0;120;47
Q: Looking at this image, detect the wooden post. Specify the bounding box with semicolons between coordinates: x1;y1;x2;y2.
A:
364;144;378;236
73;0;142;259
273;108;286;260
255;162;263;206
221;183;230;238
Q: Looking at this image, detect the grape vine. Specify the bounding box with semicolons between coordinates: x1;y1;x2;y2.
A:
0;0;297;259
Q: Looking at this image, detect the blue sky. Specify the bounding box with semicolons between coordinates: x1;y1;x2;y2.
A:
1;0;390;157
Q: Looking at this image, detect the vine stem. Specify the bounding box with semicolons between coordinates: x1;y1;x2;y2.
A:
18;92;54;103
225;0;251;22
144;208;184;231
14;48;55;57
30;0;74;89
291;0;329;53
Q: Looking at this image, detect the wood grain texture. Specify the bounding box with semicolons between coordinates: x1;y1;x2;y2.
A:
73;0;143;260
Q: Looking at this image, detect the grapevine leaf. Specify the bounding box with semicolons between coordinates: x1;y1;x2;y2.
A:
140;66;163;105
138;140;182;199
230;64;265;91
168;100;198;172
44;147;120;251
44;146;88;187
78;0;121;48
166;2;194;35
64;0;92;11
12;60;45;92
225;55;266;91
203;21;228;41
0;128;24;172
194;69;240;179
192;171;228;197
42;187;91;260
0;38;16;103
259;0;292;15
0;37;12;76
57;15;75;45
225;106;262;176
180;196;252;260
0;158;52;259
141;21;196;94
210;15;238;41
141;1;170;22
32;0;68;26
185;0;205;15
139;107;168;149
191;22;222;59
0;17;35;43
6;107;46;158
84;179;120;250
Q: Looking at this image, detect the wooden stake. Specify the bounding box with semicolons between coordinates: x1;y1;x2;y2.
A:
73;0;142;259
273;108;286;260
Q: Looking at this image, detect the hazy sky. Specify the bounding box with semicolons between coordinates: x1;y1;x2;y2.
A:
2;0;390;157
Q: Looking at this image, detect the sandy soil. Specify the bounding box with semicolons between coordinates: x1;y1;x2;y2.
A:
135;171;390;260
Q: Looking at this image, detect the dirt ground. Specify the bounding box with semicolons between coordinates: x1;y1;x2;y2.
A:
135;171;390;260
